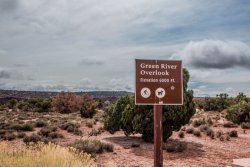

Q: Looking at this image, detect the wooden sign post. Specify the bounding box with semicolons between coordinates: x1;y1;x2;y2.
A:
135;59;183;167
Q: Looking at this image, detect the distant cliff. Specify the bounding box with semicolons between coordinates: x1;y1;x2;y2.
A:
0;90;133;103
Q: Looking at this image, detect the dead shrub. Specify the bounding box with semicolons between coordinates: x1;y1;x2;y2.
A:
52;92;82;113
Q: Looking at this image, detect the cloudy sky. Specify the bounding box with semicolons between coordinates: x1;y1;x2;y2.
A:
0;0;250;96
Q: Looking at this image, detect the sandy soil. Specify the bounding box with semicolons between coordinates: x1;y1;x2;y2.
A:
89;128;249;167
2;110;250;167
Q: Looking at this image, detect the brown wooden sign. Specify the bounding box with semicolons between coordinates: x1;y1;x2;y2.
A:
135;59;183;105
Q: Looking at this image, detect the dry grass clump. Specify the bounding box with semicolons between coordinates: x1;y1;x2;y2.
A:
0;142;95;167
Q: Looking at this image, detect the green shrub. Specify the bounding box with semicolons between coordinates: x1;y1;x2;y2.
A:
38;128;52;137
223;122;238;128
192;118;206;127
34;99;52;112
70;139;113;156
131;142;140;148
23;133;42;143
220;135;224;141
17;101;30;111
7;99;18;109
35;120;47;127
216;131;224;138
104;69;195;142
228;130;238;137
60;122;80;130
17;132;26;138
0;105;4;111
186;128;194;134
206;128;215;139
21;123;34;131
60;122;82;135
241;122;250;129
88;129;101;136
193;129;201;137
80;94;97;118
165;141;187;152
203;93;230;111
178;131;185;138
225;135;230;141
48;132;64;139
226;101;250;124
10;124;23;131
181;127;186;131
16;99;52;112
206;118;214;125
234;92;249;104
0;130;7;138
4;133;16;141
199;125;209;132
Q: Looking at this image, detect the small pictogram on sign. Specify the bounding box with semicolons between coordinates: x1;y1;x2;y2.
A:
141;87;151;98
155;88;165;98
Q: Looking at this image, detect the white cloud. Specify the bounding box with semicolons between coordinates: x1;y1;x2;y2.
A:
0;1;250;96
179;40;250;69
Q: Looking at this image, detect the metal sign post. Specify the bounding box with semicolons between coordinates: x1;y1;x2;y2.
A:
135;59;183;167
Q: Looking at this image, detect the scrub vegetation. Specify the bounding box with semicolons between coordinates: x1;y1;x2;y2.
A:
0;142;94;167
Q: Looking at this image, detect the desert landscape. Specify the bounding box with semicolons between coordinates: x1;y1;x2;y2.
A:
0;90;249;167
1;1;250;167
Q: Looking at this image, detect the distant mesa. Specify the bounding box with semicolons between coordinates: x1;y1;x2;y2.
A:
0;90;133;103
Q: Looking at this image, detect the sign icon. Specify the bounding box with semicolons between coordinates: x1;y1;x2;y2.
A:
135;59;183;105
141;87;151;98
155;88;165;98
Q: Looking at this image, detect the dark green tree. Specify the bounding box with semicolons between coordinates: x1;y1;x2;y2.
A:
104;68;195;142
